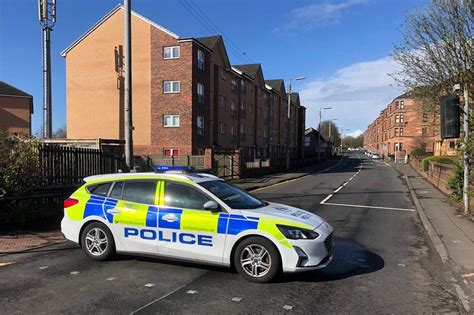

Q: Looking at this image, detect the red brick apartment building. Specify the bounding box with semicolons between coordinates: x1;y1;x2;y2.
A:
363;93;460;157
62;5;305;160
0;81;33;137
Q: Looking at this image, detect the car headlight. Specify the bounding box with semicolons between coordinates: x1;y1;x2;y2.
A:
276;225;319;240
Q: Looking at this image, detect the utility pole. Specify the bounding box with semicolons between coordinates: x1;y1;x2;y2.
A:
463;85;470;215
286;76;306;170
124;0;134;170
318;107;331;161
38;0;56;138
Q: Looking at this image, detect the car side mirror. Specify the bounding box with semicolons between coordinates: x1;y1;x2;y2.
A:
203;200;219;212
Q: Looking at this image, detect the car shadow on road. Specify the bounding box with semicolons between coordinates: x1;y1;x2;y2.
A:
282;237;384;283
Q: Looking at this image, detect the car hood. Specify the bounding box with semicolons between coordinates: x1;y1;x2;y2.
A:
241;202;325;229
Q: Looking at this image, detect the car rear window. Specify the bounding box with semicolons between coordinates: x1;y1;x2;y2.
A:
121;180;157;205
87;182;112;196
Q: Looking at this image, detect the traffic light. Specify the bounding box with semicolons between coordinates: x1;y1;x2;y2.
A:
440;95;460;139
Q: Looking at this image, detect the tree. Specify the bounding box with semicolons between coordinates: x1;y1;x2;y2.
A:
343;134;364;148
319;120;341;146
392;0;473;113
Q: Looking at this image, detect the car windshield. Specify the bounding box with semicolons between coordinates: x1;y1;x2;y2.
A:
199;180;265;209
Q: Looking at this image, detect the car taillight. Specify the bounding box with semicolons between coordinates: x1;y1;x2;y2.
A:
64;198;79;208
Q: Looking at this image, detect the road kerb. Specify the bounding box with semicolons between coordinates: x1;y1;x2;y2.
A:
404;175;449;263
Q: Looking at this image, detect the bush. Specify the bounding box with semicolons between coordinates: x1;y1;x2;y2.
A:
448;159;464;202
411;148;432;159
421;156;454;172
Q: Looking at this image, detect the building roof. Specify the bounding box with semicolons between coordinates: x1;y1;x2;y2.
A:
61;5;179;57
0;81;32;98
392;92;411;102
290;92;300;103
265;79;283;90
195;35;222;50
232;64;261;79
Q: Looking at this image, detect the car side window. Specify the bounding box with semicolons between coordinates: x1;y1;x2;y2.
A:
121;180;157;205
87;182;112;196
109;181;124;199
164;182;211;210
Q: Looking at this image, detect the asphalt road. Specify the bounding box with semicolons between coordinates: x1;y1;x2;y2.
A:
0;153;464;314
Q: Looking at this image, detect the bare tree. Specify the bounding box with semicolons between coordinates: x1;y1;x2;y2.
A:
392;0;473;112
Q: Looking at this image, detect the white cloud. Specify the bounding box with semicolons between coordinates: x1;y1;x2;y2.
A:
347;130;364;137
276;0;369;32
299;56;403;133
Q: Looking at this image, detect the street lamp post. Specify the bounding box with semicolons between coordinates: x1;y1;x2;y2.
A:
286;76;306;170
329;118;337;156
317;107;331;161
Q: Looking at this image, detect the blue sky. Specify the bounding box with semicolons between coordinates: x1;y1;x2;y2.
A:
0;0;427;137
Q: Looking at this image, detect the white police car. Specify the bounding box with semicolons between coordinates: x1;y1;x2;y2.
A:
61;166;333;282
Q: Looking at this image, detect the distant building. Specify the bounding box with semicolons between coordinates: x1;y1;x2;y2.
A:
0;81;33;137
363;93;463;157
304;128;330;157
62;5;305;159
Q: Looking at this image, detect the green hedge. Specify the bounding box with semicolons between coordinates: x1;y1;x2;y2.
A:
421;156;455;172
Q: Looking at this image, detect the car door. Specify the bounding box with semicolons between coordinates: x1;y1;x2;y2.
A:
105;179;160;254
158;180;227;264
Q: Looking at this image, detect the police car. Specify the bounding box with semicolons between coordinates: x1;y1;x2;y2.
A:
61;166;333;282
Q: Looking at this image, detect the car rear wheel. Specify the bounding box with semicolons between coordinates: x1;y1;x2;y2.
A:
234;236;280;283
81;222;116;261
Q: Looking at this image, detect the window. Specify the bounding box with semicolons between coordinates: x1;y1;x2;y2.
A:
400;101;404;109
423;113;428;123
305;137;310;146
220;122;226;134
263;129;267;138
230;101;236;111
87;182;111;196
257;108;262;117
395;115;399;123
399;128;404;136
257;128;261;137
164;148;179;156
199;180;264;210
164;182;210;210
241;79;246;93
230;125;235;136
109;182;124;199
231;79;237;91
122;180;157;205
197;116;204;136
240;100;245;110
163;81;180;93
163;115;180;127
197;49;205;71
220;95;226;108
400;114;404;123
449;141;456;149
240;123;245;134
395;128;399;136
221;68;227;80
422;127;427;136
248;125;253;135
395;101;400;109
197;83;204;103
163;46;180;59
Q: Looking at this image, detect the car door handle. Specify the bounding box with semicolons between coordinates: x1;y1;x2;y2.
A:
106;208;121;214
162;214;179;222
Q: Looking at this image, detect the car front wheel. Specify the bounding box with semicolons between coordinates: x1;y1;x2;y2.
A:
234;236;280;283
80;222;116;261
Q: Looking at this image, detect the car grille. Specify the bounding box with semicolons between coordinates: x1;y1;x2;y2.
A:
324;233;333;255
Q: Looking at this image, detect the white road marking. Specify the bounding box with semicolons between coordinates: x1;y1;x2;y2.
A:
144;283;155;288
320;201;415;212
283;305;295;310
131;284;186;314
232;297;242;302
334;186;343;193
106;277;116;281
39;266;48;270
320;194;333;204
186;290;199;294
0;262;14;267
70;271;80;275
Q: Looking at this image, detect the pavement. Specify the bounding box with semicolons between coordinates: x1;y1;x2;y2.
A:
0;156;343;255
0;152;470;313
389;161;474;310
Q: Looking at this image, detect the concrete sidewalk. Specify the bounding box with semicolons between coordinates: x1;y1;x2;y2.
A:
391;163;474;274
1;157;343;255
